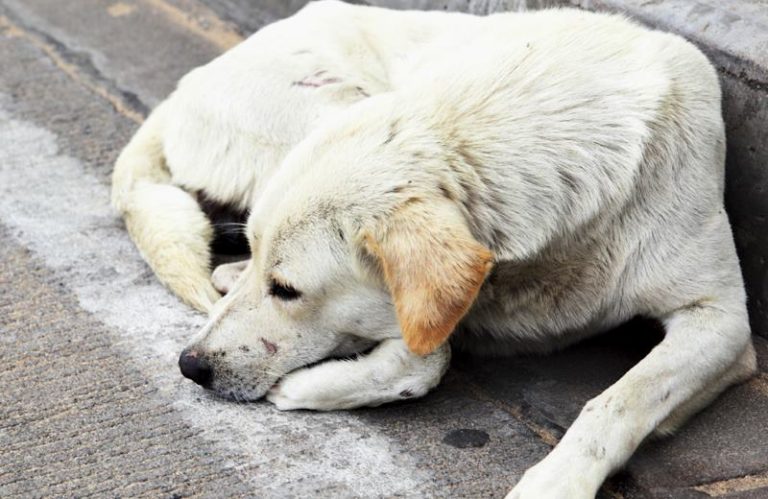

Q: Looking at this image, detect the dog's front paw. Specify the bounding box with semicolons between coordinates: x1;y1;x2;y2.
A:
266;368;330;411
506;461;596;499
266;339;449;411
266;363;369;411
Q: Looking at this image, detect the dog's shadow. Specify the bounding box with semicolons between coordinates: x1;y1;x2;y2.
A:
450;317;665;430
353;319;766;496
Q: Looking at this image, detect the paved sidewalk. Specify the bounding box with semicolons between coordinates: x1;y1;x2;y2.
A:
1;1;767;498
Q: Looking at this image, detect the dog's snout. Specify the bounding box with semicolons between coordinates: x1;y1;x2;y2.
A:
179;348;213;387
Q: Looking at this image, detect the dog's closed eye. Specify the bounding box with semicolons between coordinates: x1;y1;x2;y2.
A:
269;279;301;300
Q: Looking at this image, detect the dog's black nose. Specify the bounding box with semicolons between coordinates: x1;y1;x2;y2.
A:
179;348;212;387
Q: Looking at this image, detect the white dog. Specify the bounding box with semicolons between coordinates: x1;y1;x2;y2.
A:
111;2;757;497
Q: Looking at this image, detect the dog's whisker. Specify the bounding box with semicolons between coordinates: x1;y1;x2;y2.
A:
212;222;248;227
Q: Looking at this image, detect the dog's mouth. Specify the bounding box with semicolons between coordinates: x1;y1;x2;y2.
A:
203;362;312;403
205;383;271;403
205;362;326;403
224;391;263;403
200;371;281;403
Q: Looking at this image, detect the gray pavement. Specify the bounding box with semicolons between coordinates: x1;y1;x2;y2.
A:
2;1;768;498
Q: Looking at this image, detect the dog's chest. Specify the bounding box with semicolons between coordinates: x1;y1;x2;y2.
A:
459;239;632;351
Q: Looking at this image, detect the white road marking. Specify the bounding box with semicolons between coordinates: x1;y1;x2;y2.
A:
0;101;429;496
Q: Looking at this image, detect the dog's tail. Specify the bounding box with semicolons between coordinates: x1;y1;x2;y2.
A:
112;101;220;312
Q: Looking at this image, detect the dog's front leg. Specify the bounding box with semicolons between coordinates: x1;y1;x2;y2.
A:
507;299;755;499
267;339;450;410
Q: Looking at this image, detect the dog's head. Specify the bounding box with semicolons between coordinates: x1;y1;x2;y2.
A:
179;110;493;401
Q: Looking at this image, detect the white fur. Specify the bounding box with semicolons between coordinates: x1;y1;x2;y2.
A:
112;2;756;497
211;259;248;295
267;339;450;410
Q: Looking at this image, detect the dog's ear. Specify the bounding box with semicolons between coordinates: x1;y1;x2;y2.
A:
362;198;493;356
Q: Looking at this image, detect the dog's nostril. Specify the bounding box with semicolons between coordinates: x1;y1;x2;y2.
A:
179;348;213;387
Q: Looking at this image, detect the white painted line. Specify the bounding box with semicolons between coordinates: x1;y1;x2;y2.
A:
0;100;429;495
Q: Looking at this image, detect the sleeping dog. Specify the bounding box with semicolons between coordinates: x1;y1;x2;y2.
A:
111;2;756;497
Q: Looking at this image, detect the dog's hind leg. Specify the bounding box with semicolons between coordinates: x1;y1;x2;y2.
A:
112;102;220;312
507;296;755;499
266;339;451;410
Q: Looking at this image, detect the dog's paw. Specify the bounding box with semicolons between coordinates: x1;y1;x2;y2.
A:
266;358;430;411
211;260;248;295
266;339;448;411
506;461;596;499
265;369;320;411
266;364;354;411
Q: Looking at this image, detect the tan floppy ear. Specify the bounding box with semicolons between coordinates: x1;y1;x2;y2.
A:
363;198;493;356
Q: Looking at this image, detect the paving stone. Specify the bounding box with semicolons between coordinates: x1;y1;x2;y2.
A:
457;321;768;497
0;19;138;181
358;371;553;497
196;0;311;35
722;487;768;499
1;0;225;109
457;318;664;433
0;226;255;498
